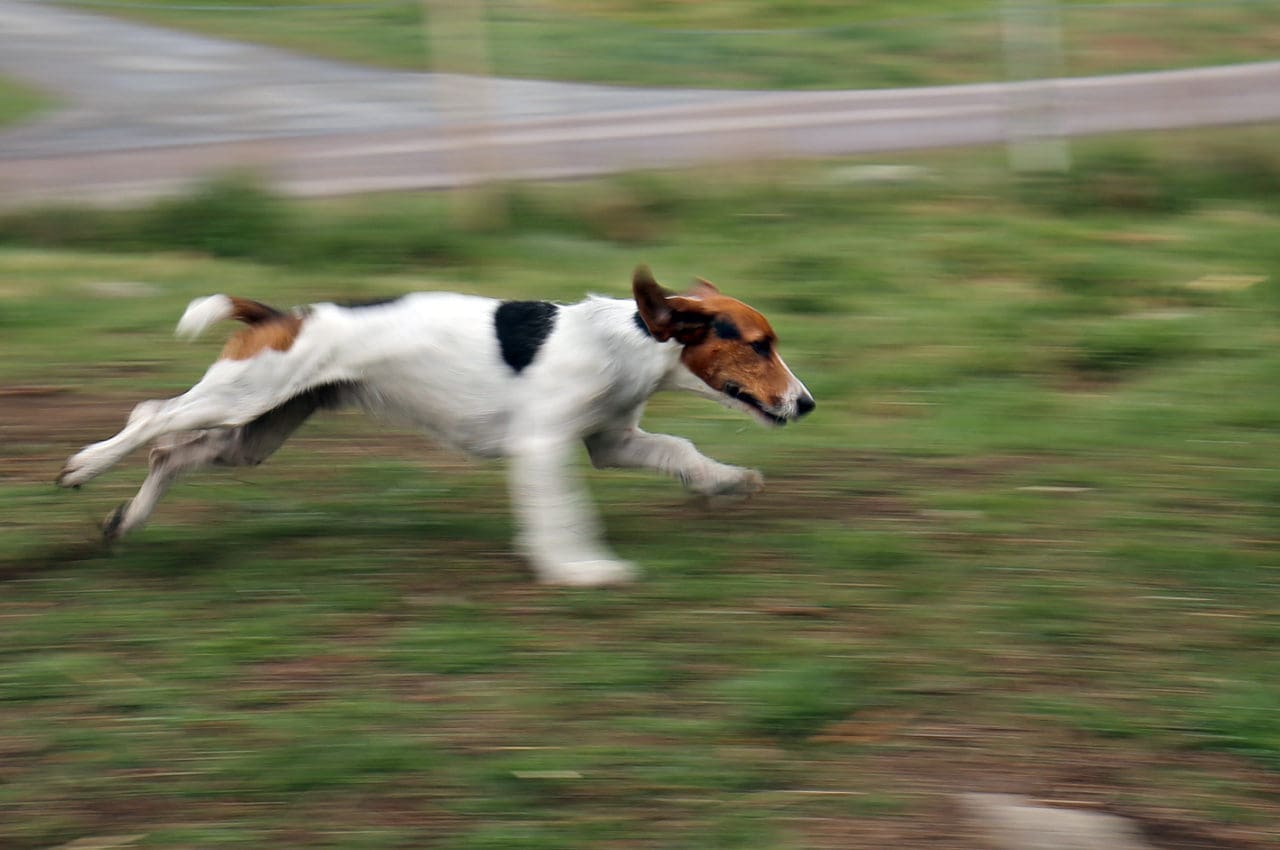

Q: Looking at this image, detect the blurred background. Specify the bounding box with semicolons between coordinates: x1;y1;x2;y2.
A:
1;2;1279;848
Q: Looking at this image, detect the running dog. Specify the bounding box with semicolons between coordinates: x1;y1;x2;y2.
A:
58;266;815;585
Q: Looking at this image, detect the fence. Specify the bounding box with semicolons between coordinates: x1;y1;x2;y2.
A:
48;0;1280;92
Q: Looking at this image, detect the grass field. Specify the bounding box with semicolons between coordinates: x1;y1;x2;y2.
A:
58;0;1280;89
0;74;53;130
3;127;1280;848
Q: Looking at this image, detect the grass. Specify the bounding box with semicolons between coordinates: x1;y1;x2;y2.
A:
2;125;1280;847
57;0;1280;89
0;74;53;129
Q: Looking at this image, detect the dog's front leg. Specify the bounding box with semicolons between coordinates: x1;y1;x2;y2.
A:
585;427;764;500
507;432;636;587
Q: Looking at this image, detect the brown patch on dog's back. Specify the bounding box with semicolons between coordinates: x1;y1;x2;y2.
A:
221;312;306;360
227;296;286;325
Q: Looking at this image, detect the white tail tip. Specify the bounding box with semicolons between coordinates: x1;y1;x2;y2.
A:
176;294;233;340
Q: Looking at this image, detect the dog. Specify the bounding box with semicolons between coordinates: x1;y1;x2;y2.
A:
57;266;815;585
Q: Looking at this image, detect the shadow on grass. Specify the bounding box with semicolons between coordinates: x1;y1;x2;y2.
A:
0;539;105;582
0;500;512;585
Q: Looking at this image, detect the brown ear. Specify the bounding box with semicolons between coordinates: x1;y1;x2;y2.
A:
633;266;712;344
689;277;720;298
633;265;676;341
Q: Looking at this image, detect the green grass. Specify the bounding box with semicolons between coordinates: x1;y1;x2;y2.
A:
3;125;1280;847
58;0;1280;89
0;74;53;129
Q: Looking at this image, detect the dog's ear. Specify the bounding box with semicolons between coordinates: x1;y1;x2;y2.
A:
633;266;713;344
689;277;720;298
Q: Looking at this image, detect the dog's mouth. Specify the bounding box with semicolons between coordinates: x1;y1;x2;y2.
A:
722;382;787;427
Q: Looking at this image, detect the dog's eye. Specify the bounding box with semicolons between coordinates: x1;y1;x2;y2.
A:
750;339;772;358
712;318;741;340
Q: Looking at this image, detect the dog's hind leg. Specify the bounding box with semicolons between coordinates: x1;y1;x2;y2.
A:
58;348;338;489
103;385;343;541
104;429;234;542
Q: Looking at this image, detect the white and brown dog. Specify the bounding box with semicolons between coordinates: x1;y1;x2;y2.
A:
58;266;814;585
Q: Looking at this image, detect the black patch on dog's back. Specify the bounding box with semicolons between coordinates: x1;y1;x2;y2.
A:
495;300;559;373
342;296;405;309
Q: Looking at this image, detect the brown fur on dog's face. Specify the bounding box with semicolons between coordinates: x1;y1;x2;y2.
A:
633;266;810;425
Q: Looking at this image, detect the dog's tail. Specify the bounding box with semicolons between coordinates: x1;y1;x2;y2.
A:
176;295;286;340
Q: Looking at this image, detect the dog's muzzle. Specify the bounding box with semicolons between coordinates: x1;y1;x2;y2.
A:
723;381;813;425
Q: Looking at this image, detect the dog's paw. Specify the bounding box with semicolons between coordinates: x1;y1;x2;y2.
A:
696;468;765;505
56;453;95;488
728;468;765;497
537;558;638;587
102;502;130;543
57;442;121;489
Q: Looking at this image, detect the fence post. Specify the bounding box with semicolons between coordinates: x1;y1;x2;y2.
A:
422;0;506;227
1001;0;1071;173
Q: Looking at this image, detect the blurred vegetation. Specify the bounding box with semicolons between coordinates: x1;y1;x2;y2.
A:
3;125;1280;847
58;0;1280;89
0;74;54;129
5;130;1280;269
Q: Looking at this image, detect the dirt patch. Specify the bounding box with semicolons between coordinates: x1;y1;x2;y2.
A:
1;388;134;481
791;712;1280;850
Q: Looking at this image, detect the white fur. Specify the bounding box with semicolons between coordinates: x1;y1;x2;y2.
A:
60;290;812;586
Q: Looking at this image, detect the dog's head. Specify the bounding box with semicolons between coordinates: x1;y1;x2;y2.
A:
633;266;815;427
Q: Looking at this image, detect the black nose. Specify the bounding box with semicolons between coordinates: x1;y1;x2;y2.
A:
796;395;816;418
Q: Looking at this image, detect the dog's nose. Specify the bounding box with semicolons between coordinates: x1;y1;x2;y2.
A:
796;395;816;418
